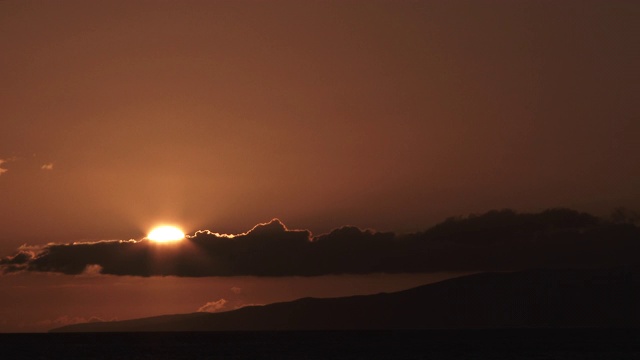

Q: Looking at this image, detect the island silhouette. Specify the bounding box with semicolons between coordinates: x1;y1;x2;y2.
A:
51;267;639;332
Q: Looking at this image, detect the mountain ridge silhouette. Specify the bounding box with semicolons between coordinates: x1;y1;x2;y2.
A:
50;268;639;332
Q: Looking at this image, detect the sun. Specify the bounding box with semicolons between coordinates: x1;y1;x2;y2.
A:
147;226;185;243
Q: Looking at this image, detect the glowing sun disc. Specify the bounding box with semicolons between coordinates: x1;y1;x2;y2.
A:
147;226;185;243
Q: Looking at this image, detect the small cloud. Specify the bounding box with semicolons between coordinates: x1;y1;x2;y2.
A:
198;299;228;313
231;286;242;294
0;250;34;265
80;264;103;277
41;163;54;170
0;159;9;175
0;157;22;173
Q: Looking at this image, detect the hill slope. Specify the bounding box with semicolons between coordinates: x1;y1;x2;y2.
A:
51;268;639;332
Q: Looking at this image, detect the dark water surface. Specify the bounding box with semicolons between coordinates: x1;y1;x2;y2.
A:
1;329;638;359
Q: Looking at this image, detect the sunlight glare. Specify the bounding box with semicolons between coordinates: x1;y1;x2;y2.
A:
147;226;185;243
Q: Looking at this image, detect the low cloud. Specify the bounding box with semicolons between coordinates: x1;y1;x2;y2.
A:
198;299;228;313
1;209;639;277
81;264;104;277
38;315;104;328
41;163;54;170
0;249;36;274
233;303;263;310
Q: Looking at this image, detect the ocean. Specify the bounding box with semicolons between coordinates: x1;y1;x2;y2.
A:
1;329;638;359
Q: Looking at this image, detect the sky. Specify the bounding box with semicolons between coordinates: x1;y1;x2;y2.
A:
0;0;639;332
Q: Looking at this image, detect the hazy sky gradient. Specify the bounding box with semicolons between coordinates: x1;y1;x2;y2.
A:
2;1;639;252
0;0;638;332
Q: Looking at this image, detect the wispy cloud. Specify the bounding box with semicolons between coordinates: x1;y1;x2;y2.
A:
41;163;54;170
37;315;104;328
0;159;9;175
0;157;55;174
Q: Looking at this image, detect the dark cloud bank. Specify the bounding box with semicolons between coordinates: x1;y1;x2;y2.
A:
2;209;639;277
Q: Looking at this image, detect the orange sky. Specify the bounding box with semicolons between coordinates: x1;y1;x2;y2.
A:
0;0;638;332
